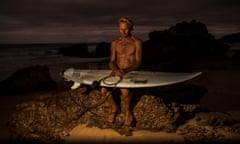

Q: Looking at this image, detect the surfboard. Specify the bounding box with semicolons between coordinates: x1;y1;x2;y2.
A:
62;68;202;89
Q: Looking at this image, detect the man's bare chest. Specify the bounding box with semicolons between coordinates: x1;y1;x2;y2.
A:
115;41;136;55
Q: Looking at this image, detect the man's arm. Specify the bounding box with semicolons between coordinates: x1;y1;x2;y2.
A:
133;39;142;69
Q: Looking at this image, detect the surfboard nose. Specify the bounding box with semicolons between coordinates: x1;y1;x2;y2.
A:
59;71;64;77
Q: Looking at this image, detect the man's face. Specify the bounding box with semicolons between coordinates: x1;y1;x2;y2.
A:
119;22;131;38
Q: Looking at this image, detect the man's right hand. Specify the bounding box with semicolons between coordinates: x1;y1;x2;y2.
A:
111;69;125;76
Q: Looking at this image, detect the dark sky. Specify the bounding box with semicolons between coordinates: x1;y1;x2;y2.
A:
0;0;240;43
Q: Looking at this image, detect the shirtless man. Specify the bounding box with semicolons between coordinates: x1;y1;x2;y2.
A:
101;17;142;126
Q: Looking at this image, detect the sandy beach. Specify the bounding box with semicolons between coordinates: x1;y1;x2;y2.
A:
63;124;185;143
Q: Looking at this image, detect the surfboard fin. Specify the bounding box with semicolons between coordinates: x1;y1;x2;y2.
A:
90;80;101;89
81;80;101;94
71;82;81;89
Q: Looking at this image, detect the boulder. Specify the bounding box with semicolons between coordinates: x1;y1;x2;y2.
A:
58;43;88;57
0;65;56;95
177;112;240;143
95;42;111;57
142;20;230;72
218;32;240;43
9;84;207;142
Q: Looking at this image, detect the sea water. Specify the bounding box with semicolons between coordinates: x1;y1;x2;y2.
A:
0;43;109;81
0;42;239;82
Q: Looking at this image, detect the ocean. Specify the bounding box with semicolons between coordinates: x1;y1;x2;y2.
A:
0;43;110;82
0;42;239;83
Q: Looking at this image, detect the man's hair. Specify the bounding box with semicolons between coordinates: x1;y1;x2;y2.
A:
118;17;134;30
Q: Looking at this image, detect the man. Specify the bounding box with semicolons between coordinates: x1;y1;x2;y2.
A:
101;17;142;126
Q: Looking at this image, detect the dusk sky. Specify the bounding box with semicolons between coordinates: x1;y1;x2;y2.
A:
0;0;239;44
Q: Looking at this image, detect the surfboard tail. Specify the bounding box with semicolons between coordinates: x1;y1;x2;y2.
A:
71;82;81;89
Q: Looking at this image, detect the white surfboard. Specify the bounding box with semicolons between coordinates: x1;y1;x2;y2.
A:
62;68;202;89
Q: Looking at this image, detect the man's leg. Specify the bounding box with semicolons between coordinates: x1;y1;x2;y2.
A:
101;87;118;123
120;88;133;126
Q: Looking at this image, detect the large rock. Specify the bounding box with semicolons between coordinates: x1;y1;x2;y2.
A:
58;43;88;57
177;112;240;143
218;32;240;43
8;84;207;143
0;65;56;95
9;88;88;143
142;20;230;72
95;42;111;57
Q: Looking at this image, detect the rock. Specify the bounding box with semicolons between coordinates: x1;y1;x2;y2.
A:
58;43;88;57
218;32;240;43
177;112;240;143
177;124;225;143
57;42;111;58
95;42;111;57
9;88;88;143
0;65;56;95
232;50;240;61
9;84;207;142
141;20;230;72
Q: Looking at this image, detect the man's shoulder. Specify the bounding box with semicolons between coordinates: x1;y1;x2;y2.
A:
111;36;142;43
111;38;121;43
131;36;142;43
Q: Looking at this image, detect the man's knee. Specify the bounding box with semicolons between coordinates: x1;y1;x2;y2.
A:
101;87;112;97
101;87;108;95
120;89;131;98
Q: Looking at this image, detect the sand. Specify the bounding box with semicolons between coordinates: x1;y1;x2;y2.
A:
62;124;184;143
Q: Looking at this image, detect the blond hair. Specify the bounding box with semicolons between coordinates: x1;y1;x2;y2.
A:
118;17;134;30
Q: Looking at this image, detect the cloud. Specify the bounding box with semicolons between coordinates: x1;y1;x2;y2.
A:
0;0;240;43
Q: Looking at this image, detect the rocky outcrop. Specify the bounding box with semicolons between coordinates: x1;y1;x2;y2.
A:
141;20;230;72
219;32;240;43
8;84;206;143
57;42;111;58
58;43;88;57
232;51;240;61
0;65;56;95
95;42;111;57
177;112;240;143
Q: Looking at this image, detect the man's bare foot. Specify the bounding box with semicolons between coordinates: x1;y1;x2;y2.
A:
124;111;133;126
